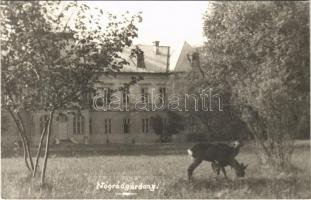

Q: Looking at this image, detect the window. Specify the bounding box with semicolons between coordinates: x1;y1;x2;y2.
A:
122;88;130;104
142;118;149;133
104;88;112;104
73;114;85;135
97;87;112;105
39;115;49;134
141;87;149;104
104;119;112;134
123;118;130;134
159;87;166;104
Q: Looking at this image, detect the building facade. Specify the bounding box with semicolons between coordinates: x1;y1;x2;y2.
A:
1;41;195;146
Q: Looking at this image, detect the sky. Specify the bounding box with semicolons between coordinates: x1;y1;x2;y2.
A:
84;1;209;47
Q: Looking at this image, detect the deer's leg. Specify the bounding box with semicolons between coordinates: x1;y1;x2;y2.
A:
220;167;228;179
211;162;216;173
188;158;202;182
216;166;221;175
211;162;220;175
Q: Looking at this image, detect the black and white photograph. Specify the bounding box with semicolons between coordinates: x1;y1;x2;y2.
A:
1;1;310;199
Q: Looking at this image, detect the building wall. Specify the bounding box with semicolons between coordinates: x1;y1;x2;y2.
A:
94;73;169;105
89;111;166;144
31;110;90;144
2;72;178;145
1;40;198;146
30;110;167;144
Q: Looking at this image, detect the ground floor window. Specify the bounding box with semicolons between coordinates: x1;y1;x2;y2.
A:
159;87;166;104
142;118;149;133
39;115;49;134
122;87;130;105
141;87;150;104
73;114;85;135
104;119;112;134
123;118;130;134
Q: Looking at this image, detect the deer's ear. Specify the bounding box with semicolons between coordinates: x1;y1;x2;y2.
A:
240;162;247;169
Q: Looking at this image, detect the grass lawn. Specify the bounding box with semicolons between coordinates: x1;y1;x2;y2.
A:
1;143;310;199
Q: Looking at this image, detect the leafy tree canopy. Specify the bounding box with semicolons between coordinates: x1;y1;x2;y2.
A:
200;1;309;165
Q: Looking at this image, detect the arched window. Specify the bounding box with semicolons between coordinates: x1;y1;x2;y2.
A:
73;114;85;135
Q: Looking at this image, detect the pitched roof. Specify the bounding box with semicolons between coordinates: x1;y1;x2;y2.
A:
119;41;194;73
50;32;194;73
119;44;169;73
170;41;194;72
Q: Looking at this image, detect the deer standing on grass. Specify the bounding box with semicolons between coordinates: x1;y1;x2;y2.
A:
211;141;243;176
187;141;247;181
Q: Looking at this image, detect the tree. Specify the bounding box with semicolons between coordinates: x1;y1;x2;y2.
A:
168;52;250;142
166;111;186;137
151;112;185;143
1;1;141;185
150;115;164;140
201;1;309;167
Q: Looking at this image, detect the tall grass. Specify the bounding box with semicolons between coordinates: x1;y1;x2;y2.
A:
1;146;310;198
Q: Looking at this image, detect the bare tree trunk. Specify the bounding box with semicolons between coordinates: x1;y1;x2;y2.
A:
41;109;55;185
33;120;48;177
6;107;32;171
16;112;34;170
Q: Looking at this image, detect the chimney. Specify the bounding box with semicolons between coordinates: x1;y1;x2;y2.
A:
153;41;160;55
190;52;204;78
166;46;170;72
137;50;145;68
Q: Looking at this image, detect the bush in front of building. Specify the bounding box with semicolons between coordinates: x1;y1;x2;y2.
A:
186;133;208;142
151;112;186;143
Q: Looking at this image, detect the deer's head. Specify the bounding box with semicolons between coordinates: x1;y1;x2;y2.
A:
235;162;248;177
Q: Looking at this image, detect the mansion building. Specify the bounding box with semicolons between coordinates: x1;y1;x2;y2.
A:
1;41;197;146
